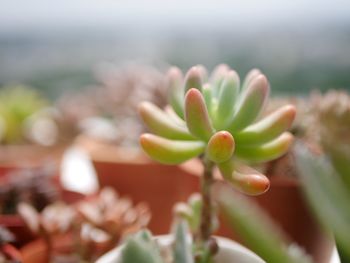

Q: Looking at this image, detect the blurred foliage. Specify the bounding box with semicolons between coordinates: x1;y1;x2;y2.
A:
215;182;312;263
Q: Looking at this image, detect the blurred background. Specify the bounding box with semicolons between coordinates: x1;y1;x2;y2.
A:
1;0;350;98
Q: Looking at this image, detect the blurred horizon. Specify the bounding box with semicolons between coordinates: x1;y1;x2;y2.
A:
0;0;350;98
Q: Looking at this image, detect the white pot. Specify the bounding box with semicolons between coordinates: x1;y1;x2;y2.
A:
96;235;265;263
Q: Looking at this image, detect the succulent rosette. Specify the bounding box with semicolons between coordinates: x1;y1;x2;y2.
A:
139;64;295;195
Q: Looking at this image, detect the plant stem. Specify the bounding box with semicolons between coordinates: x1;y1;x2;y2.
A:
198;157;214;247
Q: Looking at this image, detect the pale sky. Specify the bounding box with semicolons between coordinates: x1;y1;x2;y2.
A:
1;0;350;32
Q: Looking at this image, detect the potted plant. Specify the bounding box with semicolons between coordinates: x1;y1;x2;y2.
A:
295;89;350;263
98;64;297;262
19;187;151;263
0;85;75;178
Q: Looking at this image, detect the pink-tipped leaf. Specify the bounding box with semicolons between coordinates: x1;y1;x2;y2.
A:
235;105;296;145
235;132;293;163
228;74;270;133
185;88;215;141
206;131;235;163
214;70;240;129
140;134;205;164
218;160;270;195
139;102;194;140
184;66;203;94
167;67;184;118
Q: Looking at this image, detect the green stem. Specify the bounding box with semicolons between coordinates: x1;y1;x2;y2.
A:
195;157;215;262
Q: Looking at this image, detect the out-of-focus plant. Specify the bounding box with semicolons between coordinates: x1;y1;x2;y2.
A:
57;63;167;146
125;64;296;262
18;187;150;263
0;226;22;262
214;182;312;263
0;167;59;215
0;85;49;144
0;85;76;146
295;90;350;262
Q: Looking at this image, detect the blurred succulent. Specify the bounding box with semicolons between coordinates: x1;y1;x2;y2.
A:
77;187;151;244
0;85;54;145
18;187;151;263
138;64;295;262
0;166;59;214
214;182;312;263
57;63;167;146
0;226;22;263
309;89;350;188
120;221;195;263
296;143;350;263
296;128;350;262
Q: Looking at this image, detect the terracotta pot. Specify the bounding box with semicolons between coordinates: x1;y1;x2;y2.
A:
0;190;84;247
217;176;334;263
0;144;67;180
97;235;265;263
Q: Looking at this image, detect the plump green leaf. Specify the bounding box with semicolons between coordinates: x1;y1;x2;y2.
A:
121;230;164;263
167;67;184;119
235;132;293;163
139;102;194;140
184;66;203;94
214;182;311;263
217;160;270;195
173;220;194;263
140;133;205;164
242;69;261;91
210;64;230;96
228;74;270;133
185;88;215;141
206;131;235;163
235;105;296;145
213;71;240;129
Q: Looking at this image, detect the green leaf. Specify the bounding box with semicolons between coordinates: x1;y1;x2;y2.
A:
228;74;270;133
185;88;215;141
295;144;350;259
173;220;194;263
217;160;270;195
184;66;203;94
140;133;205;164
235;132;293;163
121;230;164;263
213;71;240;129
235;105;296;145
139;102;194;140
214;182;311;263
242;69;261;91
206;131;235;163
167;67;184;119
210;64;230;96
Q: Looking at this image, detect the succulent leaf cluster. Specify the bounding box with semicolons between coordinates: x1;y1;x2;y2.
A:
140;65;295;195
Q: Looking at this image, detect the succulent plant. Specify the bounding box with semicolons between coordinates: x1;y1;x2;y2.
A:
0;166;59;214
18;187;151;263
309;89;350;188
0;85;52;145
133;64;296;262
